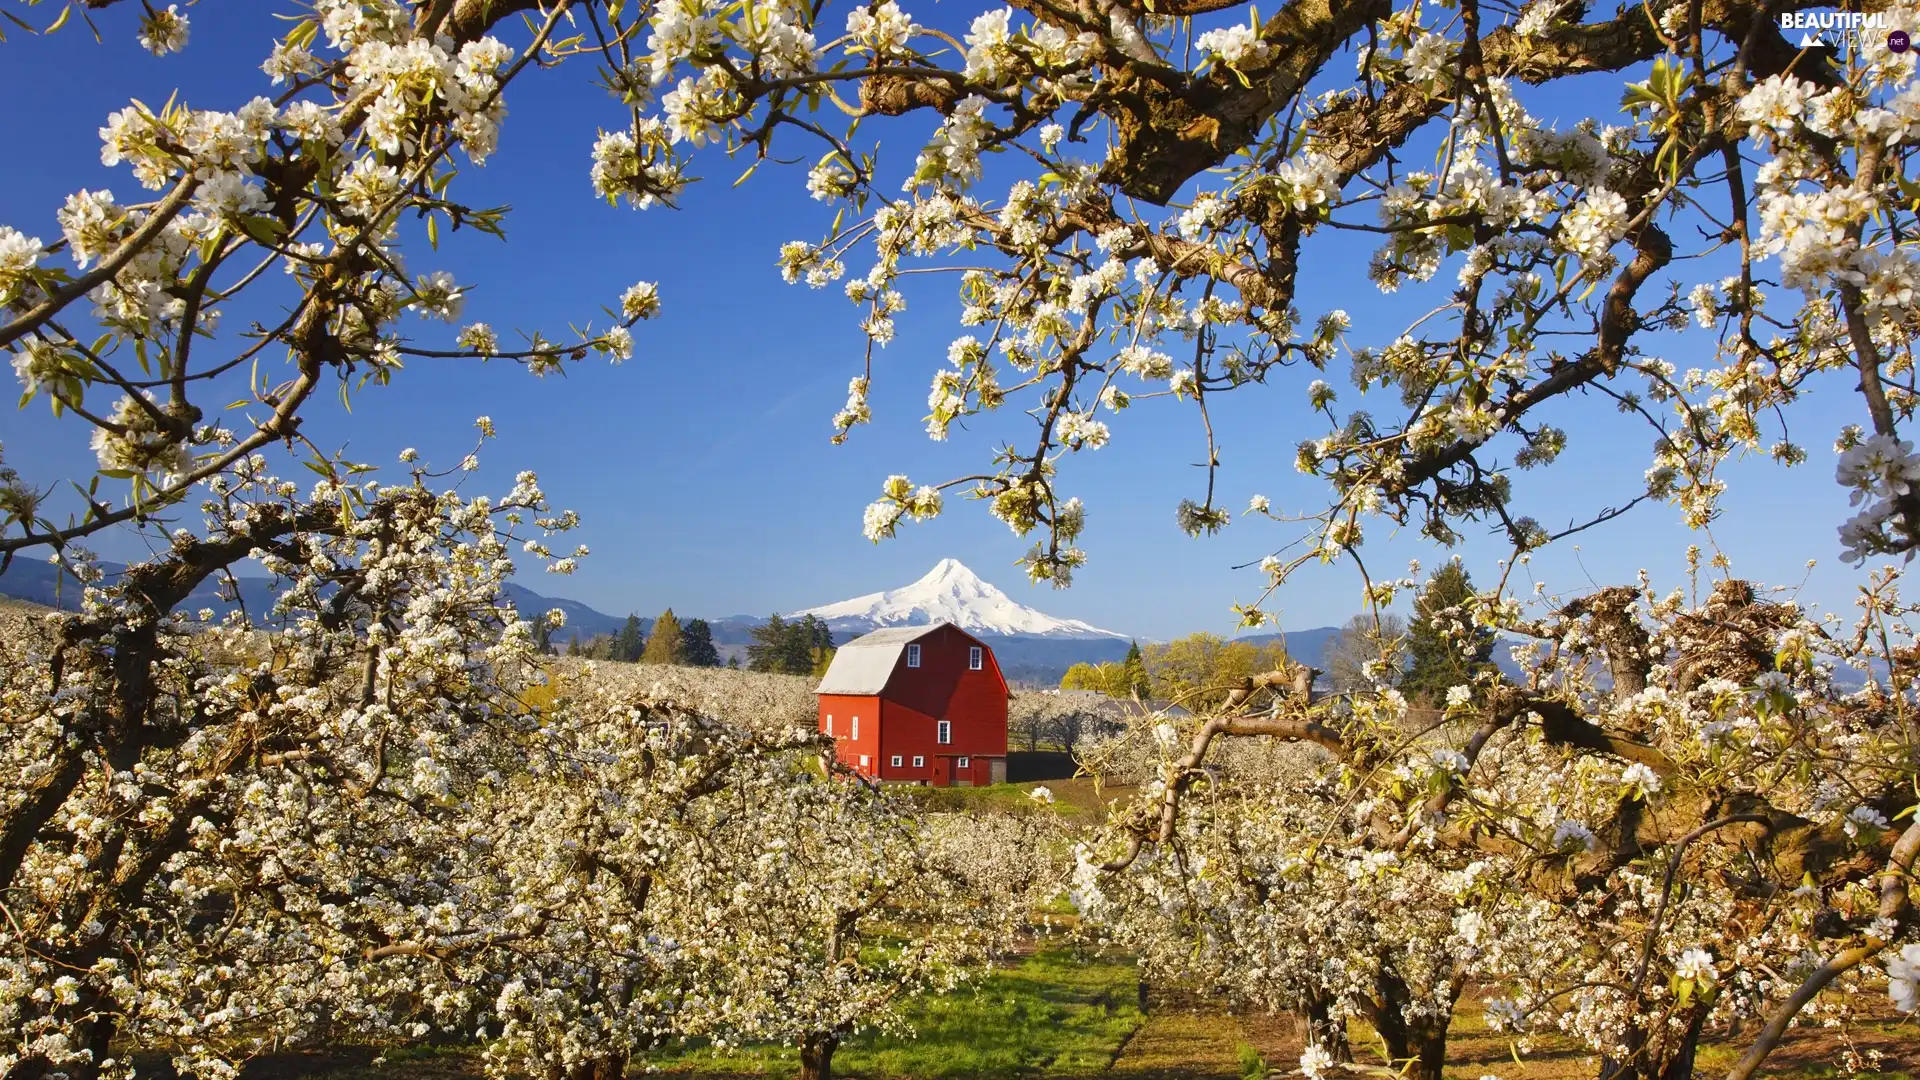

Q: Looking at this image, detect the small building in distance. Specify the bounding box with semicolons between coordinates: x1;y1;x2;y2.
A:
815;623;1008;786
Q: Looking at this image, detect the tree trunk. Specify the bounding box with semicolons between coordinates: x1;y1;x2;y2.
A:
1409;1024;1448;1080
800;1031;840;1080
1369;969;1454;1080
1303;989;1351;1063
1657;1008;1708;1080
1600;1001;1710;1080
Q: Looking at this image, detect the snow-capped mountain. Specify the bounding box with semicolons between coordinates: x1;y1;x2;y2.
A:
791;558;1129;641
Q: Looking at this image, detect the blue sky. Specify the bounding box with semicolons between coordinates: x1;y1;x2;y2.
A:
0;3;1884;639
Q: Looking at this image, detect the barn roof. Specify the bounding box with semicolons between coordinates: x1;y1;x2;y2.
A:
814;623;951;696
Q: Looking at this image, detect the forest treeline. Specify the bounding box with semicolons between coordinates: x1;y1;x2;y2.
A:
549;609;838;677
1058;564;1495;708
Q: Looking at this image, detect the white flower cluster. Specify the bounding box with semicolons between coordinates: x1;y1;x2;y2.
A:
1835;434;1920;564
1196;24;1272;69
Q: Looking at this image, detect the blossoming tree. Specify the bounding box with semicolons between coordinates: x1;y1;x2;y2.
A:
1071;570;1920;1080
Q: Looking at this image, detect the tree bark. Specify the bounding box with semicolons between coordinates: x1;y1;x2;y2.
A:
800;1031;840;1080
1657;1008;1709;1080
1368;969;1455;1080
1303;988;1351;1063
1600;1001;1709;1080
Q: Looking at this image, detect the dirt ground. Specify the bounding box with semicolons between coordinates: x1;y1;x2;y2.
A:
1113;984;1914;1080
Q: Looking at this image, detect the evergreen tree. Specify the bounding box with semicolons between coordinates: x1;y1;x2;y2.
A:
641;607;684;665
748;615;834;675
615;614;647;663
1401;562;1496;703
565;635;581;657
798;616;834;676
727;655;740;669
805;615;835;655
681;617;720;667
1122;640;1150;698
533;618;553;656
747;614;789;672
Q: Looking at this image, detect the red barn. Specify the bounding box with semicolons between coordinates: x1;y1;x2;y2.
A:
815;623;1009;786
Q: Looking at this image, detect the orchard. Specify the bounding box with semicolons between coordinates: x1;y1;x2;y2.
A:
1;1;1917;1079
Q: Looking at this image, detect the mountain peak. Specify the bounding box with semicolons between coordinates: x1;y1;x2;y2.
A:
920;557;974;582
792;560;1126;640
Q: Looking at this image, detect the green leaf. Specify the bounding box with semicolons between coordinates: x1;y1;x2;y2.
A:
237;215;288;246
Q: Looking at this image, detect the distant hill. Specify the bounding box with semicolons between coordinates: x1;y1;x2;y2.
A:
1236;626;1535;686
0;557;632;643
1234;626;1345;675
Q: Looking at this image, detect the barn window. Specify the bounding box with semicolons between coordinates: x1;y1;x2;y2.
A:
906;643;921;668
851;716;859;741
891;755;903;767
969;646;982;670
825;714;833;735
913;755;924;767
937;720;951;745
957;756;970;769
859;755;870;768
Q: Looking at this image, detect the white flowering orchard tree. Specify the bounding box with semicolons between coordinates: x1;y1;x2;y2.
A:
1073;742;1516;1080
668;777;1022;1080
1068;571;1920;1080
0;1;665;1076
459;670;1007;1080
0;454;586;1078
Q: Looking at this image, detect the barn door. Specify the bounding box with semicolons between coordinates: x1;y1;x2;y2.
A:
932;756;949;786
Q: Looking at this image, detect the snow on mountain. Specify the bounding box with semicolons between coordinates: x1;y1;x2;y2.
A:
791;558;1129;640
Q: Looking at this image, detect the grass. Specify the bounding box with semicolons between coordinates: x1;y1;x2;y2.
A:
899;778;1135;820
639;945;1143;1078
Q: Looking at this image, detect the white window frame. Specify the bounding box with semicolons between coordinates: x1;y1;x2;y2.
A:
957;756;970;768
912;755;925;767
906;643;921;668
969;646;982;671
890;755;903;768
825;714;833;736
937;720;951;745
859;754;870;768
851;716;859;741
